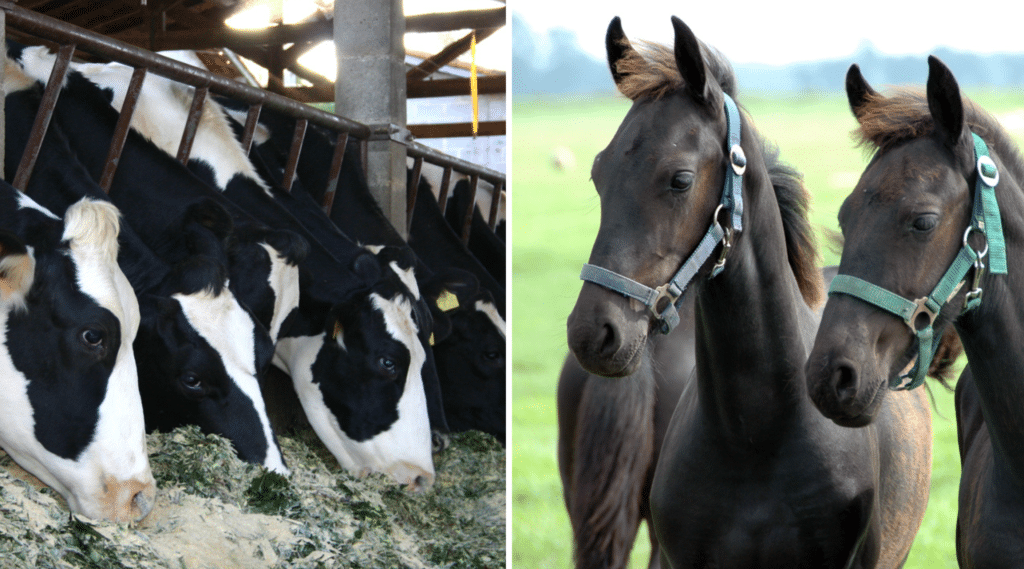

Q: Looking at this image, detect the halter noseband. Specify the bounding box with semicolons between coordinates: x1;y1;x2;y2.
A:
828;132;1007;390
579;93;746;335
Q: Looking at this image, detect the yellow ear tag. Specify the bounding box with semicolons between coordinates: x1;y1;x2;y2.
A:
429;332;435;346
332;320;343;341
436;289;460;312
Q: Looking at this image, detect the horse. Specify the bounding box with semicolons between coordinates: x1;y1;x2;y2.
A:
804;56;1024;568
566;17;940;568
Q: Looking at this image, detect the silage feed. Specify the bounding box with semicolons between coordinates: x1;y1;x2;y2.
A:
0;426;505;568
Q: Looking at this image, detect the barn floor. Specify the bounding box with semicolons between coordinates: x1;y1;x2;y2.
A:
0;426;505;568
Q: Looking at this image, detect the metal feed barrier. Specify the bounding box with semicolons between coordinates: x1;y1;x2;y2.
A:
0;0;506;242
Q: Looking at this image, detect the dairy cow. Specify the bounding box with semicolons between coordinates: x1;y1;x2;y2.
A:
0;185;156;521
38;52;437;489
3;55;290;473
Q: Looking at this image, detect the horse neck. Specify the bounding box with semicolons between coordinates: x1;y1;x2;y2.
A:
693;166;816;438
957;170;1024;480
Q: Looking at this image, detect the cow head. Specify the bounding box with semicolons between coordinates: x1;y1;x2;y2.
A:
0;195;155;521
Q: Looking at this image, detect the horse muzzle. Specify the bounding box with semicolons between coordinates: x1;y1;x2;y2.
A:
567;282;650;377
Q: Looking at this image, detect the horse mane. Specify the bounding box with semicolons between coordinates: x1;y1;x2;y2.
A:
759;137;824;307
613;39;737;101
854;88;1024;185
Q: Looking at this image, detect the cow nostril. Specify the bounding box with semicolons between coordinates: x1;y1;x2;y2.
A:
832;364;858;404
132;488;154;521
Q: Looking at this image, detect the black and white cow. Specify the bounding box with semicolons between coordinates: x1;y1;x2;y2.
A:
228;107;505;443
444;179;506;285
0;185;156;521
409;179;506;441
5;46;291;474
27;53;437;489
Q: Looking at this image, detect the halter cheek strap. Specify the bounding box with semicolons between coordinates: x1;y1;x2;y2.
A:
828;132;1006;390
579;93;746;335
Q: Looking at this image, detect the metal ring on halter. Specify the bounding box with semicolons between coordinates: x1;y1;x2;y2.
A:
963;225;989;258
907;296;938;333
730;144;747;175
978;155;999;187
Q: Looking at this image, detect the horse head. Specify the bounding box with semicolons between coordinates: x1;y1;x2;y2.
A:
806;57;980;426
567;16;747;377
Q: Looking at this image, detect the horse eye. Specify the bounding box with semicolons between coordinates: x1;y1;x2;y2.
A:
912;214;938;232
670;171;695;192
81;328;104;347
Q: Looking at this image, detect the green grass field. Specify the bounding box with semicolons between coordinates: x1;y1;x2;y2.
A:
511;89;1024;568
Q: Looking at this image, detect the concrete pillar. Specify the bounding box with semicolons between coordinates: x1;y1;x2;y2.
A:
334;0;408;236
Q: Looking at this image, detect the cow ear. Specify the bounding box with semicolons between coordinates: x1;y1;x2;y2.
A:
183;198;233;242
423;268;479;312
0;231;35;312
671;16;707;104
845;64;878;120
351;251;381;285
263;228;308;266
926;55;969;152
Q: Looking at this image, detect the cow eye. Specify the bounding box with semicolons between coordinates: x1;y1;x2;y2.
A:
81;328;104;347
181;373;202;393
378;356;396;372
670;171;695;193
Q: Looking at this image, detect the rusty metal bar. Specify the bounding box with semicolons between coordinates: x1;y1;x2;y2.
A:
0;2;372;139
405;156;424;235
176;85;207;164
281;119;307;193
239;102;262;156
459;175;479;245
488;182;503;230
0;1;507;211
437;166;453;215
321;132;349;216
99;65;147;192
406;141;504;187
12;42;74;192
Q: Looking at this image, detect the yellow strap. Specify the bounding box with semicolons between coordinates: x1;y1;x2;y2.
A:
470;30;478;139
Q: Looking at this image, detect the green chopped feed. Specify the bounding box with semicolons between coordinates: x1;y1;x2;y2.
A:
0;426;505;568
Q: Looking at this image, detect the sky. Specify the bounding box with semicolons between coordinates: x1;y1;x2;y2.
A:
512;0;1024;66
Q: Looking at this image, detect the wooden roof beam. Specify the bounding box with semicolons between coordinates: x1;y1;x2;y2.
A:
408;74;505;98
406;26;499;82
409;121;505;139
405;8;505;33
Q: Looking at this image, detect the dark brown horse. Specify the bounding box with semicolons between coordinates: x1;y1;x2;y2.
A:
558;293;695;569
805;57;1024;568
566;17;936;569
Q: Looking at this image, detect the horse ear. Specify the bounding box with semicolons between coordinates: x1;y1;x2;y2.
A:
605;17;635;85
926;55;966;149
671;16;707;103
845;64;877;120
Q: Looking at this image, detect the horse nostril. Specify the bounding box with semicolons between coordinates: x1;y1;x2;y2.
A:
832;364;858;404
597;322;618;356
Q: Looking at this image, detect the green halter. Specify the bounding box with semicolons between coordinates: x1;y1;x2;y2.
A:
828;132;1006;390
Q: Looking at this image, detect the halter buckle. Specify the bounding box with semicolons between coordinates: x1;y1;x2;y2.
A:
907;297;938;333
652;281;683;315
977;155;999;187
730;144;747;175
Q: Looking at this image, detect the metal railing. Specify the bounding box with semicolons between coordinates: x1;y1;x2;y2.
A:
0;1;505;241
